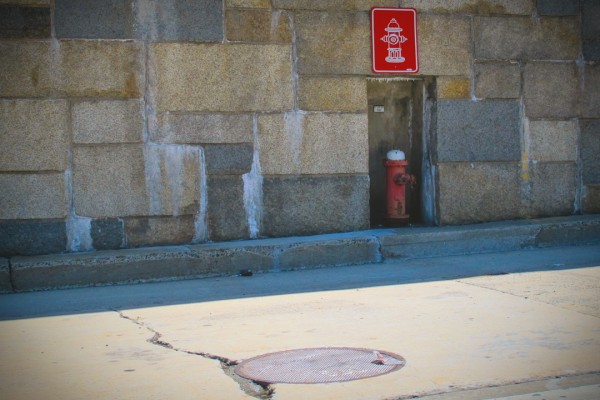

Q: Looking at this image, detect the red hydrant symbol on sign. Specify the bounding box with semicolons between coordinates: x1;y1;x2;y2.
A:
380;18;408;63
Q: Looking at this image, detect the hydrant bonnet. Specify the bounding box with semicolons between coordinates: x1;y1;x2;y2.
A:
386;149;406;161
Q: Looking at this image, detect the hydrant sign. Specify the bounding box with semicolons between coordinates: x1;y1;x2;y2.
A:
371;8;419;74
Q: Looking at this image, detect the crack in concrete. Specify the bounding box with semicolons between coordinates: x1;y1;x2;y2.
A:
115;310;274;399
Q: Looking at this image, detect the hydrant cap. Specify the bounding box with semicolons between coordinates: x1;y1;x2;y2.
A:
387;149;406;161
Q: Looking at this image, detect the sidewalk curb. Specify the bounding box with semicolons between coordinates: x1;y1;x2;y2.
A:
2;215;599;293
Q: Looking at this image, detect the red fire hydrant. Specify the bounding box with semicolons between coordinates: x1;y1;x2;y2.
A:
384;150;416;225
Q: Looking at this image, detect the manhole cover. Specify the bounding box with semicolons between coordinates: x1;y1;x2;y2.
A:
234;347;406;384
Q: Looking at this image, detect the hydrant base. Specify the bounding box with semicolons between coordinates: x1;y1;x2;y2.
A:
384;215;410;227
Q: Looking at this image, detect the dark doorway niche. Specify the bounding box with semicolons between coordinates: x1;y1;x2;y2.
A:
367;77;437;228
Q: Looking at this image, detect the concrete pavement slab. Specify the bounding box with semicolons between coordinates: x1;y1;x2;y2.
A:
0;246;599;399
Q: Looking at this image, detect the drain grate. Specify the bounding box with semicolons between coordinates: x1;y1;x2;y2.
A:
234;347;406;384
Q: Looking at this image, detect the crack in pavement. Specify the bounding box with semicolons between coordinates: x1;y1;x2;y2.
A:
115;310;275;400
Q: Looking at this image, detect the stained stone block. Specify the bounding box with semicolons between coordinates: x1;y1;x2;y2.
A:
73;100;143;144
438;162;520;224
0;174;67;219
0;219;67;257
436;100;521;162
298;76;367;111
523;62;578;119
528;120;577;162
0;100;68;171
583;41;600;62
475;62;520;99
295;11;371;75
272;0;397;10
0;40;144;98
258;112;368;175
581;119;600;184
204;144;254;175
152;113;253;144
0;5;50;38
583;185;600;213
399;0;533;14
135;0;223;42
417;14;471;76
474;16;580;60
582;0;600;40
0;0;49;4
73;145;148;218
262;175;370;237
436;77;470;99
582;64;600;118
143;144;203;217
537;0;579;16
0;258;9;293
125;216;195;247
227;0;270;8
91;218;124;250
226;9;291;43
207;175;249;241
151;43;293;112
527;163;577;217
55;0;133;39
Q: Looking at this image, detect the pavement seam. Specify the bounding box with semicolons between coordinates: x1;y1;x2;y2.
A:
455;278;600;319
114;310;275;399
7;257;15;292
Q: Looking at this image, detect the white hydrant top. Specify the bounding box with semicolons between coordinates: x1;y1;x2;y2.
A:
386;149;406;161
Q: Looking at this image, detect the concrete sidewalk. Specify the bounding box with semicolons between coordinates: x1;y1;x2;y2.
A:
2;215;600;293
1;245;599;399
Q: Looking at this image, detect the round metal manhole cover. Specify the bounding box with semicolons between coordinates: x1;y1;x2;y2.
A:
234;347;406;384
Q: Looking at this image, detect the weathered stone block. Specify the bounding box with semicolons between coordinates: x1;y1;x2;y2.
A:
583;185;600;213
258;112;368;175
152;113;253;144
91;218;124;251
0;40;144;98
0;6;50;38
581;119;600;184
436;100;521;162
143;144;203;216
151;43;292;112
475;62;520;99
399;0;533;14
582;0;600;40
0;0;49;4
527;162;577;217
298;76;367;111
207;175;249;241
582;63;600;118
227;0;270;8
73;145;148;218
583;41;600;62
523;62;578;118
528;120;577;162
273;0;397;10
418;14;471;76
262;175;369;237
125;216;195;247
295;11;371;75
474;16;580;60
0;100;68;171
226;9;291;43
55;0;133;39
204;144;253;175
0;219;67;257
0;257;10;293
436;77;470;99
0;174;67;219
279;237;379;270
537;0;579;16
73;100;143;144
438;162;520;224
135;0;223;42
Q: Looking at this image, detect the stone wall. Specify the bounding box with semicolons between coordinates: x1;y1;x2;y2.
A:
0;0;597;256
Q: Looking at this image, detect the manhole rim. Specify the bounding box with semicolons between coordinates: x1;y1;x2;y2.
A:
234;346;407;385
